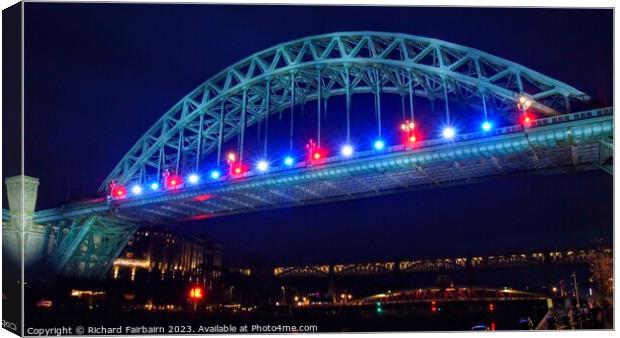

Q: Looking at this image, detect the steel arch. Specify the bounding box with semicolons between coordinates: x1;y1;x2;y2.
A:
100;31;589;191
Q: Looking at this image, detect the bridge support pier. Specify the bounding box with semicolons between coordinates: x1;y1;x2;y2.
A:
543;250;554;296
3;175;139;281
327;264;336;302
465;255;477;285
3;176;47;279
392;261;406;290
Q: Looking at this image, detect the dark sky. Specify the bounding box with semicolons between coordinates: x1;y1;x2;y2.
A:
18;4;612;266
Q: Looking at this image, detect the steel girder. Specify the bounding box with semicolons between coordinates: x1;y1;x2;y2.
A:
99;31;589;192
44;215;138;280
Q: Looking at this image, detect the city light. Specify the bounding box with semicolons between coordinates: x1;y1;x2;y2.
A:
442;127;456;139
209;170;221;179
481;121;493;131
341;145;354;157
284;156;295;166
188;174;200;184
373;139;385;150
150;182;159;191
257;160;269;172
189;286;204;300
130;185;142;195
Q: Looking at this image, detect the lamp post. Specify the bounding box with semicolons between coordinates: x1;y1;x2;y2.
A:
517;96;533;127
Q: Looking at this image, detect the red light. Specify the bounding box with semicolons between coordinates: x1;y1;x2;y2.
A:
488;303;495;312
309;148;326;162
189;286;204;300
306;139;326;163
230;163;247;176
430;300;437;313
111;185;127;198
165;175;183;189
490;322;496;331
194;194;212;202
400;120;417;145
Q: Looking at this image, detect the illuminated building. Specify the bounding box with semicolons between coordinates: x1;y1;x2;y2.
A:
111;227;222;284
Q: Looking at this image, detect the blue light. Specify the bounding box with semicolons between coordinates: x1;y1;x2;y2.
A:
481;121;493;132
209;170;221;179
188;174;200;184
373;139;385;150
283;156;295;166
131;185;143;195
442;127;456;139
150;182;159;191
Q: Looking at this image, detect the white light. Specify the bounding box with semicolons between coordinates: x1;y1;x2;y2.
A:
442;127;456;139
150;183;159;190
341;145;354;157
131;185;142;195
188;174;200;184
257;160;269;172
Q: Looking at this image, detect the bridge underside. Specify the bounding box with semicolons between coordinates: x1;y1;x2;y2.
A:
128;142;602;224
110;114;611;224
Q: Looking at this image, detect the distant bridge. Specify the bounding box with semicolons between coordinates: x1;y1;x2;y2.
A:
274;248;610;278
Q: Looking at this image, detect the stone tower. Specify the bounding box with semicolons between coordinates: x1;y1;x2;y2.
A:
4;175;44;270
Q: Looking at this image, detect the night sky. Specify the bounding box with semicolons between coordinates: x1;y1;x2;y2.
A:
17;4;612;266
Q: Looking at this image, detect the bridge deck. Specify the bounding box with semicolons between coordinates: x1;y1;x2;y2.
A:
33;108;613;224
